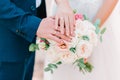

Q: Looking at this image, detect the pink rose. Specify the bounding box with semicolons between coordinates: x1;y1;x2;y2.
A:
40;40;44;42
75;14;84;20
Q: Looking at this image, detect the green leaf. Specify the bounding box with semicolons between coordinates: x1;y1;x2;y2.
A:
45;44;50;50
29;43;39;52
69;47;76;53
56;61;62;65
84;67;91;72
44;67;51;72
94;19;101;34
74;58;85;68
79;63;86;68
44;62;62;74
85;62;93;72
48;64;58;69
100;27;106;34
41;38;47;41
36;44;39;50
74;58;84;64
83;14;89;20
44;67;54;74
94;19;101;27
73;9;77;14
82;36;89;41
41;38;50;50
74;58;93;73
95;27;100;34
78;58;84;63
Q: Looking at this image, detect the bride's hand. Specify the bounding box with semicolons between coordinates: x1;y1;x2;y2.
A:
55;1;75;37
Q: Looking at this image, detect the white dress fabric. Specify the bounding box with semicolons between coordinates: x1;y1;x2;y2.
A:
35;0;120;80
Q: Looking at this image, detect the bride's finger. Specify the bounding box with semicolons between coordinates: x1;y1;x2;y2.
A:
73;15;76;26
55;16;59;29
49;34;64;44
52;30;71;42
65;16;70;36
60;17;65;34
69;15;75;36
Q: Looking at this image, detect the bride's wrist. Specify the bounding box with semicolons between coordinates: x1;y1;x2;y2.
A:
55;0;69;7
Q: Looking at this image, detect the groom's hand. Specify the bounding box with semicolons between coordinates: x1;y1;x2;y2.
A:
36;17;71;44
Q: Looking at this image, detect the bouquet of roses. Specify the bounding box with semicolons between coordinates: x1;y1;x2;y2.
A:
29;13;106;74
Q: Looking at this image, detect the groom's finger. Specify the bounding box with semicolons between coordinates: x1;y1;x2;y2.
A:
49;34;64;44
53;31;71;42
49;16;56;20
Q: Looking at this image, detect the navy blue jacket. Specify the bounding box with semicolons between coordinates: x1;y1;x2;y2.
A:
0;0;41;62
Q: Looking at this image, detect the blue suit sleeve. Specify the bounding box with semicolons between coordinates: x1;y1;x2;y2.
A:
0;0;41;42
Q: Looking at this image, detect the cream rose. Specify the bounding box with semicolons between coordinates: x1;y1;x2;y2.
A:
76;41;93;58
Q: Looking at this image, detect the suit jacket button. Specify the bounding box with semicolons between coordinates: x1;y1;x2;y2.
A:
31;6;36;11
